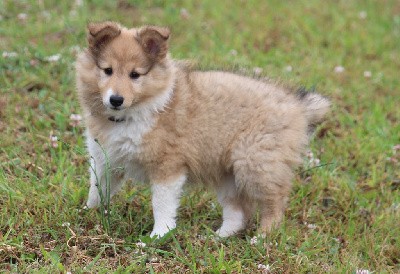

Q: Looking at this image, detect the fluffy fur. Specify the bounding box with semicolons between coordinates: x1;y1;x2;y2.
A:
76;21;330;238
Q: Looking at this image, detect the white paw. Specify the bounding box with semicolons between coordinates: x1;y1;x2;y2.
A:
86;191;100;208
216;220;245;237
150;224;175;239
216;227;238;238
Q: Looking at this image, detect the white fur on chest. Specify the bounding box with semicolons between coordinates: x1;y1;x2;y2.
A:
86;117;154;183
106;113;155;161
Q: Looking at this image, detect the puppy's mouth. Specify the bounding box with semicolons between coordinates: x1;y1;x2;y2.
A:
110;106;122;111
105;106;127;123
108;116;126;122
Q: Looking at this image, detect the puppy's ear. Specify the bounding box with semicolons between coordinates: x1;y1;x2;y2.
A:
137;26;170;61
87;21;121;55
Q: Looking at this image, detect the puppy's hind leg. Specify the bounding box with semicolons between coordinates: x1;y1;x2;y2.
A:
258;194;288;234
233;156;293;235
256;164;293;234
215;174;252;237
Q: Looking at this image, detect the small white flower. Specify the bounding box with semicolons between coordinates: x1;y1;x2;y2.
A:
253;67;263;76
70;45;81;54
307;223;317;230
2;51;18;58
17;13;28;20
180;8;190;20
250;236;258;245
229;49;238;56
334;66;345;73
356;270;370;274
62;222;70;227
50;135;58;148
285;65;293;72
358;11;367;19
69;113;82;127
387;157;398;163
197;234;206;241
70;113;82;120
45;54;61;62
136;241;146;248
257;263;271;272
363;71;372;78
268;241;278;247
306;150;320;167
149;256;158;263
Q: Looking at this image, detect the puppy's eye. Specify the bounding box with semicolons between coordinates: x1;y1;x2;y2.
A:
129;71;140;80
104;67;113;76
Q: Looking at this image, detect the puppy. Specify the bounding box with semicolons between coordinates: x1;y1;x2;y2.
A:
75;21;330;238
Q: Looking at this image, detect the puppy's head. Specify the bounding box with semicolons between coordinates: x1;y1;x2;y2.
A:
76;21;174;118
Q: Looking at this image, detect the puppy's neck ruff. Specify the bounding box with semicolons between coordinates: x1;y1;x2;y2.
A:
127;83;175;122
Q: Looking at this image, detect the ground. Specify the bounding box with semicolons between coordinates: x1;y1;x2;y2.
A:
0;0;399;273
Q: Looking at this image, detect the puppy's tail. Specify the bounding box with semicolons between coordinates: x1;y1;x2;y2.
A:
297;88;330;126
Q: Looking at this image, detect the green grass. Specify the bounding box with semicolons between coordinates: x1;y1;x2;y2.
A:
1;0;399;272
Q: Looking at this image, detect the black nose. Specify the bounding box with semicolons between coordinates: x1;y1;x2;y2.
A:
109;95;124;107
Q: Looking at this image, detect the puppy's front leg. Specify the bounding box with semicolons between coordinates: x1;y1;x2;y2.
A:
86;138;124;208
86;158;125;209
150;174;186;238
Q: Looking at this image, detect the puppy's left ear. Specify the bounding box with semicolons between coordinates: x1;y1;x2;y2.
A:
137;26;170;61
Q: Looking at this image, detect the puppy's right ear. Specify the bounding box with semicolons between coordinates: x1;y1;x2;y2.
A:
87;21;121;55
137;26;170;61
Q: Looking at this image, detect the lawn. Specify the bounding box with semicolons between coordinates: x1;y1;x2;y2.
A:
0;0;399;273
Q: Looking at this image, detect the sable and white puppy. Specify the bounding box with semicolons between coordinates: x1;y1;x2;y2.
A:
76;21;330;238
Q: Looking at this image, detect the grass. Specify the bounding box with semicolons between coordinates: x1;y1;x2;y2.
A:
0;0;399;272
